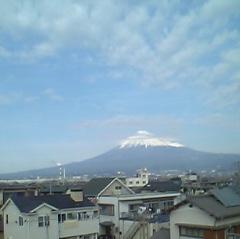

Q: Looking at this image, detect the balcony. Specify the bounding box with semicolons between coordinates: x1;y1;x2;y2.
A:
227;233;240;239
120;211;169;223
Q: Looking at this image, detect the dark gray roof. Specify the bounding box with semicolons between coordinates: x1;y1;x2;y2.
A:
188;195;240;219
139;180;181;193
11;194;95;213
211;187;240;207
151;228;170;239
39;185;68;193
83;177;115;197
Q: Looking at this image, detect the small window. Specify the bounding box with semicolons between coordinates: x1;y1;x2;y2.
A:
6;214;8;224
38;216;44;227
115;186;122;190
143;181;146;184
93;210;98;218
129;181;133;184
58;214;61;223
67;212;77;220
99;204;114;216
19;216;24;226
136;181;140;184
44;216;50;226
61;214;66;222
180;226;204;238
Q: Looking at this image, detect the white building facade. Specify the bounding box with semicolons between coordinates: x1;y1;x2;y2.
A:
1;192;99;239
126;169;149;188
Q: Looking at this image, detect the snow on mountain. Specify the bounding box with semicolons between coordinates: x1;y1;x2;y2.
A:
119;130;184;148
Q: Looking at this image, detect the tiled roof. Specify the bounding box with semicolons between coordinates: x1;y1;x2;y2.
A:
139;180;181;193
188;194;240;219
11;194;95;213
172;186;240;219
211;187;240;207
83;177;114;196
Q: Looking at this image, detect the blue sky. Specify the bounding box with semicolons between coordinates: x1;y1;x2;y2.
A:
0;0;240;173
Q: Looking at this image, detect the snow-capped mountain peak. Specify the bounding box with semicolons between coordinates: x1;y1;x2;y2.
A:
119;130;184;148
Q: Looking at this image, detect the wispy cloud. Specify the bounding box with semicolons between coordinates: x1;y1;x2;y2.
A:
0;0;239;108
73;114;184;138
0;93;20;105
42;88;64;102
0;88;63;106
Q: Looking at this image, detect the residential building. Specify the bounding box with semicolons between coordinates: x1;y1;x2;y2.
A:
83;177;180;239
1;189;99;239
170;186;240;239
126;168;149;188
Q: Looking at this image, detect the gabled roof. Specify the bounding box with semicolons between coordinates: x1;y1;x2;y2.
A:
83;177;115;197
2;194;95;213
171;187;240;220
188;195;240;219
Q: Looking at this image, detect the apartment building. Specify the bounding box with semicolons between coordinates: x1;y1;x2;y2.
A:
126;168;149;188
84;176;180;239
1;190;99;239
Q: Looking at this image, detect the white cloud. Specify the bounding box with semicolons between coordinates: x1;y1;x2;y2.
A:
0;0;239;107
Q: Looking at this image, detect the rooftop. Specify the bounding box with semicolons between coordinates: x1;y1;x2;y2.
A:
83;177;115;197
9;194;95;213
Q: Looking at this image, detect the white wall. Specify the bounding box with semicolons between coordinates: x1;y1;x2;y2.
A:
4;202;99;239
28;205;59;239
59;217;99;238
4;201;28;239
170;204;215;239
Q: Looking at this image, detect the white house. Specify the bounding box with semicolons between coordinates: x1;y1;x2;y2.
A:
170;186;240;239
1;190;99;239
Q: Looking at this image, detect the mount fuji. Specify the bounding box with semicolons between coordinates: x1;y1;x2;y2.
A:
1;131;239;179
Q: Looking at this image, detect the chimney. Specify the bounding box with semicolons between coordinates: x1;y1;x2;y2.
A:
68;189;84;202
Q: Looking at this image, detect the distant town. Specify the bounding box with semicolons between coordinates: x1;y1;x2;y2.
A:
0;166;239;239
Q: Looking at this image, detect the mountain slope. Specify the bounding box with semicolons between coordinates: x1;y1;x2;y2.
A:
0;131;239;179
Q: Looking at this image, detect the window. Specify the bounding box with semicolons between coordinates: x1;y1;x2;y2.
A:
38;216;44;227
180;226;204;238
19;216;24;226
44;216;50;226
136;181;140;184
115;186;122;190
67;212;77;220
93;210;98;218
78;212;89;220
61;214;66;222
38;216;50;227
99;204;114;216
143;181;146;184
58;214;61;223
5;214;8;224
129;181;133;184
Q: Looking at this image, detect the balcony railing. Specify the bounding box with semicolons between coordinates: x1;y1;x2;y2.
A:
120;212;169;223
227;233;240;239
